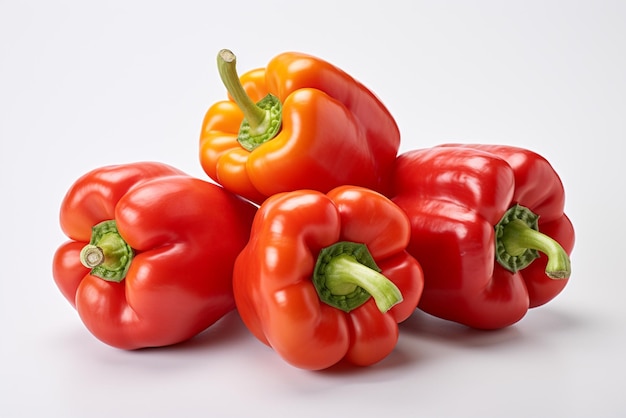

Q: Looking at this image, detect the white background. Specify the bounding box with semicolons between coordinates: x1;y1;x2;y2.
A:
1;1;625;417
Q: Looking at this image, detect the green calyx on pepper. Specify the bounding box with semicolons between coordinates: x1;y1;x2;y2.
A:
495;204;571;279
217;49;282;151
313;241;403;313
79;220;134;283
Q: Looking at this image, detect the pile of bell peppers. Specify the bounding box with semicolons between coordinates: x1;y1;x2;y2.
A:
53;49;574;370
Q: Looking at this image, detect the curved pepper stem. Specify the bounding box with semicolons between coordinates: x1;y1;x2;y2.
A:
312;242;403;313
495;205;571;279
79;220;134;283
217;49;282;151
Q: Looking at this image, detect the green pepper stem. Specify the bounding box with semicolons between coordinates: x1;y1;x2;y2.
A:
217;49;269;133
79;220;134;283
312;242;403;313
501;219;571;279
80;245;105;268
324;254;403;312
216;49;282;151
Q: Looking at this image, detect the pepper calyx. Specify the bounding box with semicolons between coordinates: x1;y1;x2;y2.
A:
312;241;403;313
495;204;571;279
79;220;134;283
217;49;282;151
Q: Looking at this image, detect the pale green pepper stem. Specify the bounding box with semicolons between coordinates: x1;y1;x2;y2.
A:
79;220;134;283
495;205;571;279
323;254;403;312
501;220;571;279
312;242;403;313
217;49;267;130
81;245;105;268
216;49;282;151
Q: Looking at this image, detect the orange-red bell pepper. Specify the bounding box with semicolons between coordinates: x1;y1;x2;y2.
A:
52;162;257;349
199;49;401;204
233;186;424;370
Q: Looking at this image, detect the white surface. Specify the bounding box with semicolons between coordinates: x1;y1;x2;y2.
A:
1;1;625;417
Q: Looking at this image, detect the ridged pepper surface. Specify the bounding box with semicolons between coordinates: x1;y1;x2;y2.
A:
233;186;424;370
199;49;400;204
52;162;257;349
391;144;575;329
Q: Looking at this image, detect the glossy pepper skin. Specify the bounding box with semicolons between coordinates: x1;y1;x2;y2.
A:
199;49;400;204
233;186;424;370
52;162;257;349
391;144;575;330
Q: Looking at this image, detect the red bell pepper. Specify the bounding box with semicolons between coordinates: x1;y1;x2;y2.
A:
391;144;575;329
199;49;400;204
52;162;257;349
233;186;424;370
